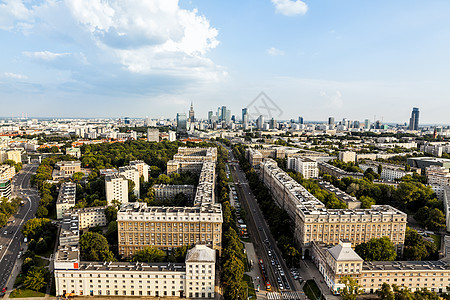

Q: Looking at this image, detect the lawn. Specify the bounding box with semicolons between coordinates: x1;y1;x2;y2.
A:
9;288;46;298
34;256;50;267
303;280;322;300
243;274;256;299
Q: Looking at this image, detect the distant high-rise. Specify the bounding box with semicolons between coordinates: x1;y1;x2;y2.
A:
221;106;227;122
256;115;265;129
298;116;304;125
409;107;420;130
225;109;231;124
176;113;187;136
269;118;277;129
207;111;213;123
188;102;195;123
242;108;248;122
328;117;335;126
364;119;370;129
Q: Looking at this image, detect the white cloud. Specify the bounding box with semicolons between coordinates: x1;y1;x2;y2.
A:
271;0;308;16
23;51;71;61
320;90;344;109
267;47;285;56
1;0;223;82
3;72;27;80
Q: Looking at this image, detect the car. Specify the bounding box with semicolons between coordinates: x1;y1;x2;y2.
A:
0;245;2;250
1;288;6;293
3;231;7;235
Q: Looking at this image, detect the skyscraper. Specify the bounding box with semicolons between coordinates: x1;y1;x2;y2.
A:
298;116;304;124
207;111;213;123
188;102;195;123
176;113;187;136
409;107;419;130
221;106;227;122
364;119;370;129
328;117;335;125
242;108;248;123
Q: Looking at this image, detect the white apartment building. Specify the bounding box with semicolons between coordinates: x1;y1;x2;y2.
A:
129;160;149;182
359;161;412;181
287;156;319;179
0;179;11;199
74;206;107;230
105;174;129;205
147;128;160;142
444;187;450;232
119;166;140;198
54;244;216;299
153;184;195;202
426;166;450;201
338;151;356;163
0;164;15;181
56;182;77;219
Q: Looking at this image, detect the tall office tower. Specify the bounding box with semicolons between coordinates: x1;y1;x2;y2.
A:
207;111;213;123
298;116;304;124
225;109;231;124
269;118;277;129
124;117;130;125
188;102;195;123
375;120;382;129
220;106;227;122
243;112;249;129
256;115;265;129
364;119;370;129
328;117;335;125
176;113;187;136
353;120;360;128
409;107;420;130
242;108;248;122
217;107;222;121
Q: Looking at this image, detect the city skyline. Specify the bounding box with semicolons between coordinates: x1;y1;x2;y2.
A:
1;1;450;123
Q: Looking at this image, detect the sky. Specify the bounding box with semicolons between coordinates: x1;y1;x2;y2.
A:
0;0;450;124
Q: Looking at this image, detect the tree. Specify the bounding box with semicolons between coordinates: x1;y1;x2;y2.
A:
132;246;166;263
403;227;437;261
22;218;52;240
35;238;48;254
79;232;115;261
24;267;49;291
105;206;118;223
377;283;395;300
360;195;375;209
377;164;383;175
339;276;360;300
355;237;396;261
72;172;84;182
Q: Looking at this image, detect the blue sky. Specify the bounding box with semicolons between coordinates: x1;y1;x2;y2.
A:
1;0;449;123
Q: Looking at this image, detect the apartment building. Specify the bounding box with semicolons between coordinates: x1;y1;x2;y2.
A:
318;161;364;180
167;147;217;174
56;182;77;219
74;206;107;231
312;240;450;295
359;161;412;181
54;244;216;299
0;164;15;181
66;147;81;158
246;148;286;167
426;166;450;201
5;149;22;164
53;161;82;180
105;174;129;205
129;160;149;182
154;184;195;202
117;202;223;257
444;187;450;232
338;151;356;163
118;166;140;198
260;159;407;254
287;156;319;179
147;128;160;142
0;179;11;199
318;181;361;209
407;157;450;171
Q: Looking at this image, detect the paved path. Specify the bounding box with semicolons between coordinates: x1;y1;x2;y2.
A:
243;242;267;299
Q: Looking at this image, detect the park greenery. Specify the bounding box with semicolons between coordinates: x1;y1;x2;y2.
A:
329;159;363;173
355;237;397;261
322;174;445;231
339;276;361;300
0;197;21;228
377;283;444;300
403;227;438;261
79;232;116;261
2;159;23;172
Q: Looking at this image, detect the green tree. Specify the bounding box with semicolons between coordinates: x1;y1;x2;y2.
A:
131;246;166;263
339;276;361;300
24;267;49;291
105;206;118;222
377;283;395;300
403;227;437;260
79;232;115;261
355;237;396;261
72;171;84;182
22;218;52;240
360;195;375;209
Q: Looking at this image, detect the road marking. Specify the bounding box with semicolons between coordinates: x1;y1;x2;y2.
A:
0;196;32;263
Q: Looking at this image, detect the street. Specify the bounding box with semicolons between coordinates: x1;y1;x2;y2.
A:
0;163;39;291
225;146;304;300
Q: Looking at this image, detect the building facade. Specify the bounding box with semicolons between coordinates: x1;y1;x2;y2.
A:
287;156;319;179
105;174;129;205
154;184;195;202
56;182;77;219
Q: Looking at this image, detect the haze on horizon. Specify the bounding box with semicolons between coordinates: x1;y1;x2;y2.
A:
0;0;449;124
